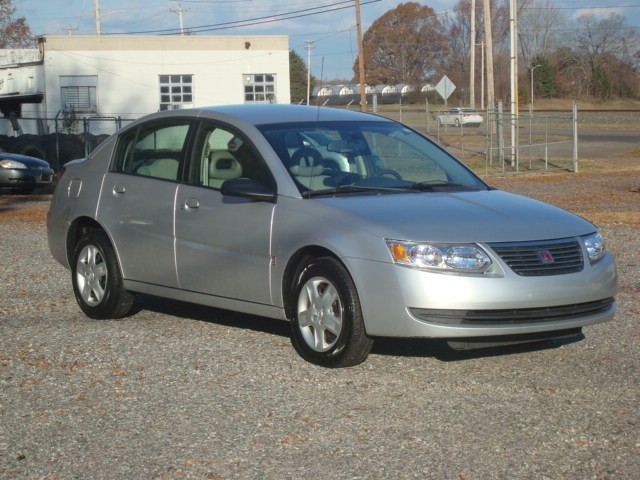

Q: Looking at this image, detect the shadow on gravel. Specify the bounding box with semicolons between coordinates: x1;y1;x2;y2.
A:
135;294;291;338
372;332;585;362
0;191;52;213
136;294;587;363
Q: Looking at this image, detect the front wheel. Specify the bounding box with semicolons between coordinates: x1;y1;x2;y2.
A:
72;230;135;319
290;257;373;367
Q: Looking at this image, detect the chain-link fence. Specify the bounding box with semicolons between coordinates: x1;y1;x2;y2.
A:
372;102;579;177
0;114;136;171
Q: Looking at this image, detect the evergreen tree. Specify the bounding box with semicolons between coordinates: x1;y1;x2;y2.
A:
290;50;314;104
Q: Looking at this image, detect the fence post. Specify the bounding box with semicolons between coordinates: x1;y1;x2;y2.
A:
497;101;505;171
572;102;578;173
53;110;61;171
424;97;429;133
83;117;90;157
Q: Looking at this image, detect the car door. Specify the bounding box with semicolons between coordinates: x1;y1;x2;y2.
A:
98;119;193;288
174;121;276;304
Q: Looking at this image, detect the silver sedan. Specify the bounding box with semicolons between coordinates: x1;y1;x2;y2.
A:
47;105;617;367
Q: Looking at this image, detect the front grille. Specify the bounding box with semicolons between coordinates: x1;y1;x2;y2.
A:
410;297;615;325
489;238;584;276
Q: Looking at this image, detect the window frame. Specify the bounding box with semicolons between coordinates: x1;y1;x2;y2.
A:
60;75;98;114
159;74;194;111
243;74;276;104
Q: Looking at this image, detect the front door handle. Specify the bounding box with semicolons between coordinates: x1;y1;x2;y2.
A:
113;184;126;196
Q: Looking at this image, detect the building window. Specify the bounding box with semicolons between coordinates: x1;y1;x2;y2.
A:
60;76;97;113
244;74;276;103
159;75;193;111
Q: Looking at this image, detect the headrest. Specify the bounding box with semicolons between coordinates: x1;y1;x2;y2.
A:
209;150;242;180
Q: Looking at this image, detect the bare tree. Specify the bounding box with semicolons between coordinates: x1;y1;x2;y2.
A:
518;0;566;67
563;12;636;98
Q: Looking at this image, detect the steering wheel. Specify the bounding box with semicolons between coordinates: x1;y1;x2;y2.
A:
291;147;323;167
371;168;402;180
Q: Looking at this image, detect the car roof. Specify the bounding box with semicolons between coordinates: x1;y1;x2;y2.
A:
129;104;394;128
205;104;393;124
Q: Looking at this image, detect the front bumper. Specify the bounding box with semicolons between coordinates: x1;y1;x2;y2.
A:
0;168;54;188
345;252;618;338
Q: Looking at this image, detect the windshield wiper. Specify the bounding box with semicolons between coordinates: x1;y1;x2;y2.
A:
409;180;479;191
302;184;405;198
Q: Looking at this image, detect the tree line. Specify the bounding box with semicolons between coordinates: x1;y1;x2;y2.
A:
3;0;637;105
347;1;639;105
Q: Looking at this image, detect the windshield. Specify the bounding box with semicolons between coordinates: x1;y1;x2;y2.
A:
258;120;487;196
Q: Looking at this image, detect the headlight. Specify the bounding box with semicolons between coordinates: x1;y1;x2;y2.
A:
583;231;606;262
386;239;491;273
0;159;27;169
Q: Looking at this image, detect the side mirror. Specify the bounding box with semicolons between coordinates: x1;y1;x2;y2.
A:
220;178;276;202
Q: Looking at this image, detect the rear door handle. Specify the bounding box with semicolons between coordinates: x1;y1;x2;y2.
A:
113;184;126;196
183;198;200;210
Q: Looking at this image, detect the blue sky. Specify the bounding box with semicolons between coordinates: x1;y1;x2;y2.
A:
13;0;640;81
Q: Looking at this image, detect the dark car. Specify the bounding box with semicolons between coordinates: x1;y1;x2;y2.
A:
0;152;54;193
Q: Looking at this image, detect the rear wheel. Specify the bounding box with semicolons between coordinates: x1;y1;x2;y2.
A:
290;257;373;367
72;230;135;319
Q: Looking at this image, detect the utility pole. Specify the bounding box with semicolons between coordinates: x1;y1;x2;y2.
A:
482;0;494;114
355;0;367;112
470;0;476;109
93;0;123;35
509;0;519;166
305;41;313;106
171;3;188;35
94;0;102;35
480;40;485;110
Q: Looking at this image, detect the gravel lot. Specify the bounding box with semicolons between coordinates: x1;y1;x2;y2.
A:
1;165;639;479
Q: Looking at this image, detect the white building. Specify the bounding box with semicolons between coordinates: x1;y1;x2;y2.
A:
0;34;291;118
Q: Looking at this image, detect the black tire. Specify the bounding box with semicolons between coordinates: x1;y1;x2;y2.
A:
290;257;373;367
71;230;135;319
454;118;461;127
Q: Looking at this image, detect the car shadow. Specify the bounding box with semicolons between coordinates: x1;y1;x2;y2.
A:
133;294;585;363
372;332;585;362
134;294;291;339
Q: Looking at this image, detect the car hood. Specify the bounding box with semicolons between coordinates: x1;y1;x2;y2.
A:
314;189;596;243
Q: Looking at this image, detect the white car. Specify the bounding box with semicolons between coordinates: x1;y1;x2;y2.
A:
438;108;483;127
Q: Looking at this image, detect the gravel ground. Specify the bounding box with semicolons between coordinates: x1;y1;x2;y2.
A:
1;168;639;479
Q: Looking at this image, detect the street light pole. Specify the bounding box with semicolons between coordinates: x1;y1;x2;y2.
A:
530;64;541;112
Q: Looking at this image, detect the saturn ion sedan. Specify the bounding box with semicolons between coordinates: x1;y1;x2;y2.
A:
47;104;617;367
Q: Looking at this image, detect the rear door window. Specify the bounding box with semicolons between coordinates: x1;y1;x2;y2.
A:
112;121;192;181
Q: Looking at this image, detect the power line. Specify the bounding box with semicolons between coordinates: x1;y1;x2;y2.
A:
109;0;381;36
523;3;640;9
